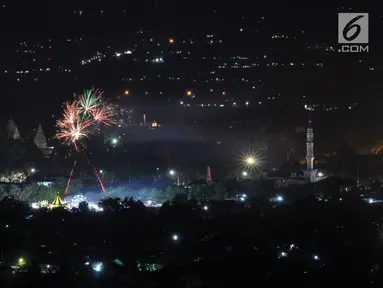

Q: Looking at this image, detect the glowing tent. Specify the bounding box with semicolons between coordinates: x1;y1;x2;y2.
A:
52;194;63;206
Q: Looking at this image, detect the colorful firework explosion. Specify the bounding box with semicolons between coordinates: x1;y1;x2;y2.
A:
78;88;103;114
56;88;115;147
56;88;115;197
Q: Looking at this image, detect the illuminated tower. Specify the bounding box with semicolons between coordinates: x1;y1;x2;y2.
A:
305;117;315;183
34;124;53;157
34;124;47;149
207;166;212;181
7;118;21;140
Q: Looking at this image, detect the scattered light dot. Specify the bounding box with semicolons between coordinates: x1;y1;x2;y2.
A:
92;262;103;272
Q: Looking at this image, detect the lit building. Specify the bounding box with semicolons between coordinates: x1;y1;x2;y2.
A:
304;117;315;183
34;124;53;157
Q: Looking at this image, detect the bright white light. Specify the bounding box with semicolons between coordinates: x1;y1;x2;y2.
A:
313;255;320;261
169;170;176;176
368;198;375;204
180;101;183;105
172;234;179;241
242;171;248;177
276;196;283;202
89;203;103;212
92;262;103;272
246;157;255;165
99;170;103;174
242;194;247;198
46;264;50;268
30;168;36;173
240;197;245;201
203;205;208;211
317;172;324;177
84;262;90;266
31;203;40;209
279;251;288;258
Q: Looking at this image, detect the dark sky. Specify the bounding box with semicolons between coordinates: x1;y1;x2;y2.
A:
0;0;382;136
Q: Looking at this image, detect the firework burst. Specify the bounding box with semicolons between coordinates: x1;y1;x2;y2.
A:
56;102;93;145
56;88;115;146
78;88;103;115
236;146;265;172
91;107;116;126
56;88;116;197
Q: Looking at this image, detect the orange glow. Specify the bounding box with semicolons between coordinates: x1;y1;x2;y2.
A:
124;90;129;95
186;90;192;96
152;121;158;127
169;38;175;44
240;28;244;32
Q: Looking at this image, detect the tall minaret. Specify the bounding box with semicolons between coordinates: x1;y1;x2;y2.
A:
305;116;315;183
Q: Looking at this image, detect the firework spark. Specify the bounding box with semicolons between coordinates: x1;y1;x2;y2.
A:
57;88;115;145
78;88;103;114
56;102;93;144
236;146;265;172
91;107;116;126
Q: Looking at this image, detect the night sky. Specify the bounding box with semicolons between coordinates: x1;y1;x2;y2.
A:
0;1;382;137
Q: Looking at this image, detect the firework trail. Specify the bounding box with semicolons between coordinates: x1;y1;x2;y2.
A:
56;88;115;196
87;159;107;197
65;160;77;195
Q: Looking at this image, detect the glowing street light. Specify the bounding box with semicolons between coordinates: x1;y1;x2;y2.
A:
186;90;192;97
169;169;180;186
172;234;179;241
246;157;256;165
92;262;103;272
242;171;248;177
124;90;129;95
317;172;324;177
30;168;36;173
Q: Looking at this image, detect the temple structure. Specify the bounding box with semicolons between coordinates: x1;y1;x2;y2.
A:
7;118;21;140
34;124;53;157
